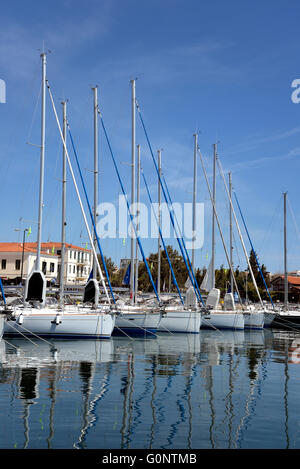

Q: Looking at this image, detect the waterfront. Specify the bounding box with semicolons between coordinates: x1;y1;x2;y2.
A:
0;328;299;450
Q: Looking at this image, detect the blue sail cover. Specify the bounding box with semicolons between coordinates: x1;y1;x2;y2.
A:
0;277;6;305
123;263;131;286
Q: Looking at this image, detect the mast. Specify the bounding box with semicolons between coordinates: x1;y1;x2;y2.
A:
229;172;234;294
198;148;244;307
60;100;67;307
284;192;288;310
216;156;264;307
157;149;162;296
130;79;136;304
92;86;98;282
47;83;111;304
36;51;46;271
192;133;198;273
134;144;141;302
211;143;217;289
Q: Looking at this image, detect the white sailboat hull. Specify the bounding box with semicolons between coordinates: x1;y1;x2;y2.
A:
263;312;276;327
158;309;201;333
243;311;265;329
114;308;161;336
201;311;245;330
4;307;115;339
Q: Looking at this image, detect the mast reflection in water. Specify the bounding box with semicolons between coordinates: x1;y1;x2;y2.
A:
0;329;299;449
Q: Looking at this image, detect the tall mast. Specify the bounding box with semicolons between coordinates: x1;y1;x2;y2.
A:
216;155;264;307
211;143;217;289
36;51;46;271
192;133;198;273
60;100;67;307
284;192;288;310
92;86;98;281
130;79;136;304
134;144;141;302
157;149;162;296
229;171;233;294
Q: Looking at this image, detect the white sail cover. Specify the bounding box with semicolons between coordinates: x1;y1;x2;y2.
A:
206;288;220;309
200;258;213;292
185;276;192;288
185;286;197;309
224;292;235;311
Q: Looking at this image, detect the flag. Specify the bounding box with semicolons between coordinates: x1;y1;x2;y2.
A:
51;246;55;254
27;227;31;237
85;242;88;249
123;238;126;246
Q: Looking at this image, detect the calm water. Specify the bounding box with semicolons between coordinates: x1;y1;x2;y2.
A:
0;328;299;450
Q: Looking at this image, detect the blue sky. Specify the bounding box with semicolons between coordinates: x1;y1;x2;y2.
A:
1;0;300;274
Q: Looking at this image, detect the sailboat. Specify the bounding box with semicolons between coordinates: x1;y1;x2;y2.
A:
96;79;162;336
144;145;200;333
272;192;300;329
233;186;276;328
134;106;203;333
4;52;116;339
198;144;245;330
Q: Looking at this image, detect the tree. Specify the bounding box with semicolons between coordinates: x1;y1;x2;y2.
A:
96;255;117;284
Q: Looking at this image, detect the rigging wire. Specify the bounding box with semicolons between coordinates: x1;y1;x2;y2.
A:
135;99;204;306
141;167;184;305
97;108;160;303
46;80;112;305
67;127;116;305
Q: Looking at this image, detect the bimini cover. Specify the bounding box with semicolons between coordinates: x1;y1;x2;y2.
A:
185;286;197;309
224;292;235;311
83;278;99;304
206;288;220;309
25;270;46;305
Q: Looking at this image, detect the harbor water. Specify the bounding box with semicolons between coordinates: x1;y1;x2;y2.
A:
0;328;299;450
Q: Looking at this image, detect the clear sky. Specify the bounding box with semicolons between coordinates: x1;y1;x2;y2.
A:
1;0;300;275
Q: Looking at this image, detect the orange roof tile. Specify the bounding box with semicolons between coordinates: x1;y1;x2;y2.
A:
0;242;90;253
273;275;300;286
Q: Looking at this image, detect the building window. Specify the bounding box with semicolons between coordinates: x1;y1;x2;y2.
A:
50;262;55;273
69;265;72;273
73;265;75;273
42;262;47;274
15;259;21;270
1;259;6;270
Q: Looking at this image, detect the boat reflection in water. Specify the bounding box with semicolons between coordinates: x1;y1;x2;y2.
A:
0;328;299;449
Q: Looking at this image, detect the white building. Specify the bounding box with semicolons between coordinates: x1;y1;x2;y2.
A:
0;242;92;285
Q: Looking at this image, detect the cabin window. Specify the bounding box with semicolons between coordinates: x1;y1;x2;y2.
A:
1;259;6;270
15;259;21;270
